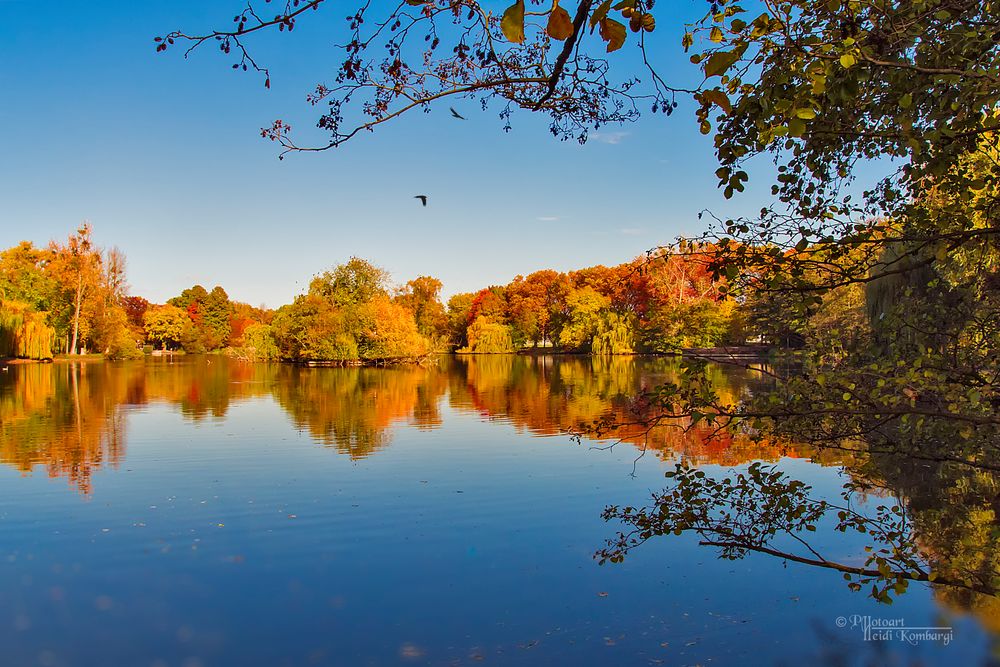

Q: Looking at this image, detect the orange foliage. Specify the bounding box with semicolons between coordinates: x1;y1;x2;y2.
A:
1;356;822;495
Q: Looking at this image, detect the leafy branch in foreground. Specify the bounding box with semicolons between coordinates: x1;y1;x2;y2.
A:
158;0;688;156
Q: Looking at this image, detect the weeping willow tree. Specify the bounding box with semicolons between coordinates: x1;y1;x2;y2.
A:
591;312;636;356
865;242;947;352
0;300;54;360
462;316;515;354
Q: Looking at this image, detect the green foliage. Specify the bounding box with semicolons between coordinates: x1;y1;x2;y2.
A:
272;260;430;363
272;295;353;361
232;322;280;361
168;284;234;351
558;287;611;352
168;285;209;311
446;292;475;349
463;316;515;354
310;257;389;307
592;312;636;356
642;300;736;351
101;307;142;360
0;242;57;313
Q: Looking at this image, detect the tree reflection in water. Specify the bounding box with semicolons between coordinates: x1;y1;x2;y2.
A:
0;355;793;489
1;355;997;634
0;362;126;495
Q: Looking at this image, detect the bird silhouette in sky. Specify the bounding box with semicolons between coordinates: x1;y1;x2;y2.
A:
414;195;428;207
449;107;466;120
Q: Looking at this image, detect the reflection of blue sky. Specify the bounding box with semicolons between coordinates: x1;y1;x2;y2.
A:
0;1;889;308
0;387;988;666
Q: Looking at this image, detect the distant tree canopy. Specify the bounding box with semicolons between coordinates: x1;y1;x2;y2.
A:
143;304;191;351
270;257;431;362
0;226;139;359
394;276;449;340
168;284;234;352
450;248;742;354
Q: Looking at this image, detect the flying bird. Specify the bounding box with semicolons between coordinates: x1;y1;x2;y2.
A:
414;195;428;207
449;107;466;120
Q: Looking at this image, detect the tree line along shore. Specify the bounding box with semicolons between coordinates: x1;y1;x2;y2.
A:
2;225;820;365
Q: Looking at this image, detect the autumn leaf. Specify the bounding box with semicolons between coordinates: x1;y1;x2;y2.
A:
547;4;574;41
700;88;732;113
590;0;612;31
704;49;739;77
501;0;526;44
599;17;626;52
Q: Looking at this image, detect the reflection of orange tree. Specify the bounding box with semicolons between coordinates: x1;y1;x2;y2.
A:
449;355;821;466
1;356;831;494
270;364;449;459
0;363;127;494
0;359;280;494
141;358;276;421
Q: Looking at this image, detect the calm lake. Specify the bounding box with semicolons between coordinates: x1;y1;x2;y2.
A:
0;356;994;666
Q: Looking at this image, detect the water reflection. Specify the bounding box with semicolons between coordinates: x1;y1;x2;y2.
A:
0;355;807;491
448;355;809;465
0;355;996;663
272;364;449;458
0;363;126;494
866;449;1000;634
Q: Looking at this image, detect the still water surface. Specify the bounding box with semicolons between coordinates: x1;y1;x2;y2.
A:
0;356;994;666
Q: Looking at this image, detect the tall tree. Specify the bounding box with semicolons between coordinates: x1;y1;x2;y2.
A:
48;224;100;355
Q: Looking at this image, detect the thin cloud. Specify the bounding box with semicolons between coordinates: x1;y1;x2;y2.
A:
589;131;630;145
536;216;560;222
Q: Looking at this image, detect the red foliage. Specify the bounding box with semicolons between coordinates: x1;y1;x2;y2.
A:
121;296;150;330
468;287;507;324
229;316;256;345
186;302;202;326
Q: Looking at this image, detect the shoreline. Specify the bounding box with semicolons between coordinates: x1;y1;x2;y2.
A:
3;346;781;367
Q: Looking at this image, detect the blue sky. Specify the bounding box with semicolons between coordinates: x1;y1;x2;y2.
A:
0;1;773;307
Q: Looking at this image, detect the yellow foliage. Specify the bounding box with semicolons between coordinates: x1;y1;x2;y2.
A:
0;300;54;359
463;316;515;353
